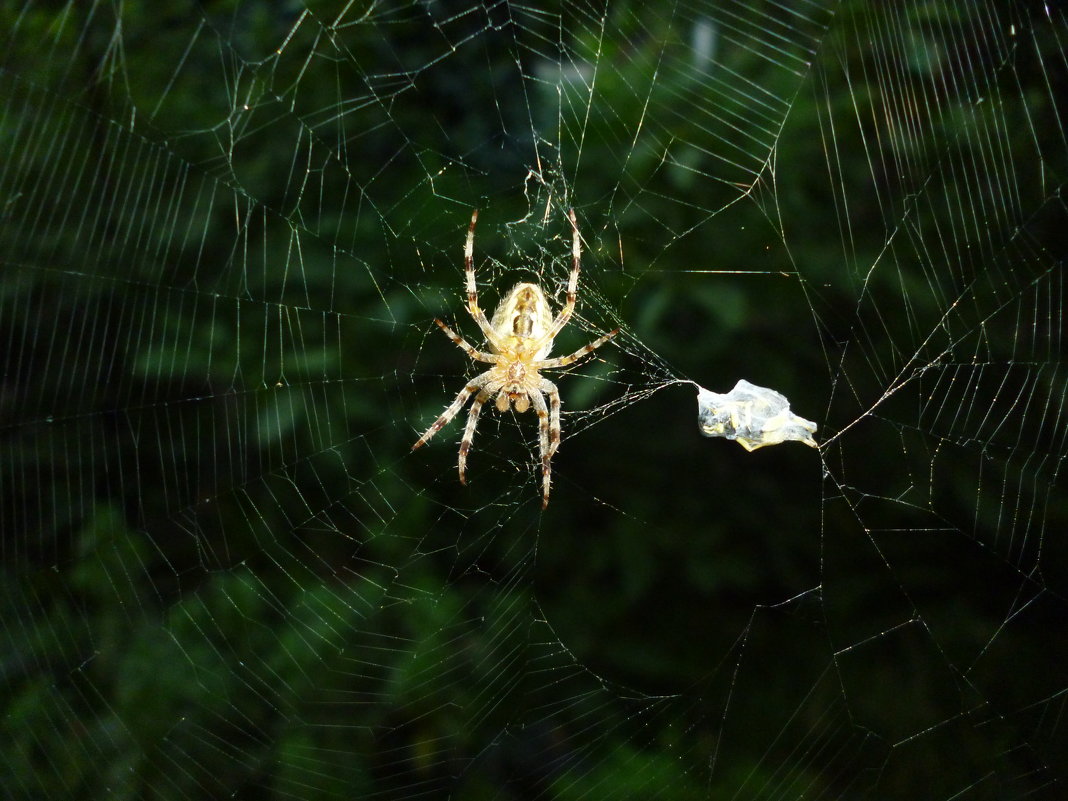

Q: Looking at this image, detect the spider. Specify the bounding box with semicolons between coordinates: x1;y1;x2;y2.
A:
413;208;619;507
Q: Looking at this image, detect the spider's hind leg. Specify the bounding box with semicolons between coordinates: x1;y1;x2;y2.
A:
464;209;497;341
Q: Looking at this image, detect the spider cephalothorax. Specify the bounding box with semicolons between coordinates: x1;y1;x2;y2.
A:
413;208;618;507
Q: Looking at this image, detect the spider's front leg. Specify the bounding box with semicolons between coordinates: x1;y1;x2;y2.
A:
539;378;562;460
412;374;490;450
458;388;492;484
529;388;555;508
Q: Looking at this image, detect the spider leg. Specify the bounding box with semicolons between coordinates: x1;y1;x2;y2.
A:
464;209;499;342
529;387;555;508
458;388;492;484
538;378;563;460
531;327;620;370
433;318;496;363
535;208;582;348
412;373;491;450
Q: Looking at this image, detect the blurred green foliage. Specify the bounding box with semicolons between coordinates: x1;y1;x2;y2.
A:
2;1;1066;799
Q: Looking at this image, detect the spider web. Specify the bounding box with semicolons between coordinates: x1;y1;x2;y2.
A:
2;1;1066;798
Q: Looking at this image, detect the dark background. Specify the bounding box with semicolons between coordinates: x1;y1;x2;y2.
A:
2;1;1066;798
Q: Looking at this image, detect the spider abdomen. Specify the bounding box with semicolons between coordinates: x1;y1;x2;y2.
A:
490;282;555;359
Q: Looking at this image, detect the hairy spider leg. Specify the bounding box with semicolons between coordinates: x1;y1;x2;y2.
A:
539;377;563;458
432;318;496;363
532;327;620;370
526;209;619;363
458;387;493;484
529;208;583;354
412;374;491;450
464;209;500;345
528;387;554;507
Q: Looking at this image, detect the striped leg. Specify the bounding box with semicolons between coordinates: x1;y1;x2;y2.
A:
529;388;555;508
539;378;562;460
465;209;498;341
532;328;619;370
458;388;491;484
433;318;496;363
537;208;583;345
412;374;490;450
